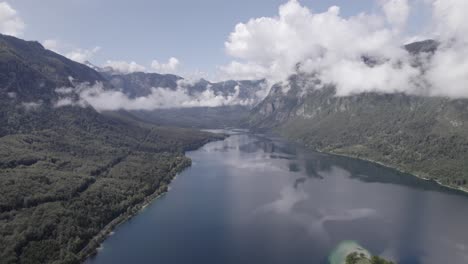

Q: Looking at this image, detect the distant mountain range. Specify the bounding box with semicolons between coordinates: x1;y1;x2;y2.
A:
1;31;468;263
247;40;468;189
86;61;267;128
85;59;265;102
102;70;265;101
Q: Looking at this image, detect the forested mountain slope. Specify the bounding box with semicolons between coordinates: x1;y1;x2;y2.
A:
247;40;468;189
0;34;221;263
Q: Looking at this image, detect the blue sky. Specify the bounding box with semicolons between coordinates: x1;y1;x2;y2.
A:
11;0;428;77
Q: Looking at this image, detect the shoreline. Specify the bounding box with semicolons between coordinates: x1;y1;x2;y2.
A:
78;130;467;262
78;161;189;262
315;147;468;195
78;135;227;263
252;130;468;195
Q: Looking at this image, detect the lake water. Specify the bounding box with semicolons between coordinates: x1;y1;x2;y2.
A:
87;131;468;264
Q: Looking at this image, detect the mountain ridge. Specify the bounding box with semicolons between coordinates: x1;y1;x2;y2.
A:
247;39;468;189
97;69;266;128
0;34;223;263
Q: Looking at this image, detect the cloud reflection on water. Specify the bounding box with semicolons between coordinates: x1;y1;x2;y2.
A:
197;132;468;263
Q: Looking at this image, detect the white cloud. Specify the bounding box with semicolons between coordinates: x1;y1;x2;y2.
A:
103;60;146;74
431;0;468;41
151;57;180;74
42;39;59;52
220;0;468;99
101;57;181;75
65;46;101;63
41;39;101;64
421;0;468;98
54;80;255;111
223;0;405;89
425;43;468;98
0;2;24;37
219;61;269;81
380;0;410;29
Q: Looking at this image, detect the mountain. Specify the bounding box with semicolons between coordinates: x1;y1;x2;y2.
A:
247;40;468;189
102;71;182;97
98;69;266;128
0;36;106;102
0;34;222;263
404;39;439;54
101;70;265;101
131;105;251;128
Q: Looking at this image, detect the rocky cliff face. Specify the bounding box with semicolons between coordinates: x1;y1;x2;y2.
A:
247;40;468;188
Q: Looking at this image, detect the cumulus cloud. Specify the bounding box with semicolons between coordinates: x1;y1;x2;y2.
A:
420;0;468;98
65;46;101;63
42;39;59;52
425;43;468;98
103;60;146;74
223;1;403;84
0;2;24;37
221;0;468;99
54;80;254;111
102;57;181;75
380;0;410;29
41;39;101;63
219;61;269;81
151;57;180;74
431;0;468;41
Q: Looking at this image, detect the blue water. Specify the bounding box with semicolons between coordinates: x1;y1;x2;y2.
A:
87;132;468;264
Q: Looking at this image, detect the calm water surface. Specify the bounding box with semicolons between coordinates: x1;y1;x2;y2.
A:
88;131;468;264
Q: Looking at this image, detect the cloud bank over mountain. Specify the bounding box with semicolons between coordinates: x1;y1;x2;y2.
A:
151;57;180;74
2;0;468;104
66;47;102;64
222;0;468;98
41;38;102;64
103;60;147;74
101;58;181;75
54;80;255;111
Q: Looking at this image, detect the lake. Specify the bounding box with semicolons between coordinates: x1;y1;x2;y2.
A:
87;131;468;264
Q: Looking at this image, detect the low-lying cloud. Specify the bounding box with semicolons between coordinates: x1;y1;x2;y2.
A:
222;0;468;99
42;39;101;64
103;60;147;74
0;2;24;37
103;57;181;75
66;47;101;64
151;57;180;74
54;80;255;111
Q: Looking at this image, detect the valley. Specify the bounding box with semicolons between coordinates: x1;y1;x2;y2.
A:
2;0;468;263
247;41;468;191
0;34;224;263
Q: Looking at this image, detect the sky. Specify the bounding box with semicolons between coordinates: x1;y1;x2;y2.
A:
3;0;468;110
7;0;429;79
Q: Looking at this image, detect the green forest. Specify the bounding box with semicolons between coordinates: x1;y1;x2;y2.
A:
0;34;225;263
0;103;223;263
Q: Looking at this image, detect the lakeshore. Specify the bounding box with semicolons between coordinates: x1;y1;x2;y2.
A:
88;132;468;264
